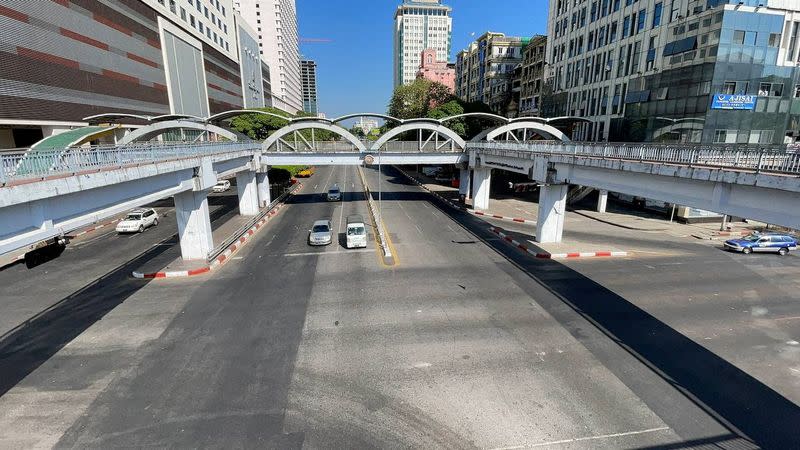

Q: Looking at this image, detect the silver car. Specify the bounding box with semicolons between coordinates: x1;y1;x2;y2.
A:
308;220;333;246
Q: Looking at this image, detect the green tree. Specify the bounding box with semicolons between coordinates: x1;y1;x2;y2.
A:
388;79;457;119
229;107;292;140
428;100;466;137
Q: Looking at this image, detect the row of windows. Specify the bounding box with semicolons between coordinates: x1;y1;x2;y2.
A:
159;0;230;51
721;81;800;98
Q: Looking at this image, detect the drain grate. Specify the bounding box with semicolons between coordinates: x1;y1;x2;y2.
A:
452;240;477;244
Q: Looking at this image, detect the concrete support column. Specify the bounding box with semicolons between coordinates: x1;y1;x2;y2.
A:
256;172;271;208
597;189;608;213
459;168;471;198
536;183;568;244
471;168;491;210
236;171;259;216
174;189;214;261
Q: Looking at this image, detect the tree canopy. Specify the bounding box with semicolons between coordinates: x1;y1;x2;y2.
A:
228;107;338;142
387;79;497;139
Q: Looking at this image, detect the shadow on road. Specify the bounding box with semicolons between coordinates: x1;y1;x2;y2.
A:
0;196;240;397
376;165;800;449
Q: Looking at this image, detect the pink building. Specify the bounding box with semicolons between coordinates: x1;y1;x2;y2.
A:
416;48;455;93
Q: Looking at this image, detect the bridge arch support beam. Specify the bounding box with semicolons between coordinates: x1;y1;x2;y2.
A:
485;122;571;142
117;120;238;145
262;122;367;152
370;123;466;152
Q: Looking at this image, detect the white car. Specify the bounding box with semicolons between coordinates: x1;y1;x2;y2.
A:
116;209;159;233
212;180;231;193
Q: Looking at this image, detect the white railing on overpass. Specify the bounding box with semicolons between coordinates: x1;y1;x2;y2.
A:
264;141;463;153
1;141;259;185
469;142;800;176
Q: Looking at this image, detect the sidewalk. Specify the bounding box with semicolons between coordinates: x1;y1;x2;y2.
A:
401;169;766;239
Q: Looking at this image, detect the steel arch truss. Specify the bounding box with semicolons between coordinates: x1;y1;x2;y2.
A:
116;120;240;145
484;121;570;142
369;122;467;152
262;122;367;153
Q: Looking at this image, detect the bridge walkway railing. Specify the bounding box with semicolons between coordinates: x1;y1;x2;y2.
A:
1;141;259;185
469;142;800;176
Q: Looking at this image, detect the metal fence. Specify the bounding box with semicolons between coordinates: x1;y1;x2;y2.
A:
469;142;800;175
1;141;260;184
264;140;463;153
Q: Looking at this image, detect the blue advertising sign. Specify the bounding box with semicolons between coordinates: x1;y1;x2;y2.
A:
711;94;757;110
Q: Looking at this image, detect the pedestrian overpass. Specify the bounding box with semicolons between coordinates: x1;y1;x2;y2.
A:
1;110;798;262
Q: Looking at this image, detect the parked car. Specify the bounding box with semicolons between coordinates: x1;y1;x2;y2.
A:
327;185;342;201
116;209;159;233
724;233;798;255
308;219;333;246
212;180;231;193
346;215;367;249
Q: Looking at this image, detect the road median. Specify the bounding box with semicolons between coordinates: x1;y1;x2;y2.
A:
356;166;395;265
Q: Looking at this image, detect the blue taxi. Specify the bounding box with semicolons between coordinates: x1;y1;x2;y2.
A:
724;233;798;256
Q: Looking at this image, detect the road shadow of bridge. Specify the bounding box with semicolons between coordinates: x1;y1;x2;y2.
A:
378;165;800;449
0;197;239;398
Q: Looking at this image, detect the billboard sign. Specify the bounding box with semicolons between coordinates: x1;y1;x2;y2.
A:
711;94;757;110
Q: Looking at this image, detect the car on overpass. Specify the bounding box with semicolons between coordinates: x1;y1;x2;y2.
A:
116;209;159;234
308;220;332;246
724;233;798;255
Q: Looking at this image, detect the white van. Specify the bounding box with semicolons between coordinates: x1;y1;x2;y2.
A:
346;215;367;249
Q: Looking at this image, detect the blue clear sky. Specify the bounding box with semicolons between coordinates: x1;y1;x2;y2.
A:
296;0;548;118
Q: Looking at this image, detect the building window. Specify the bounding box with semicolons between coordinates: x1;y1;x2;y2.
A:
759;82;783;97
722;82;736;95
652;2;662;28
714;130;737;144
768;33;781;47
794;84;800;98
180;7;186;21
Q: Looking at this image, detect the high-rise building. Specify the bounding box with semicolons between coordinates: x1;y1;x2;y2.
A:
455;32;527;115
300;60;318;115
546;0;800;144
235;0;302;113
0;0;265;149
393;0;453;88
518;35;548;117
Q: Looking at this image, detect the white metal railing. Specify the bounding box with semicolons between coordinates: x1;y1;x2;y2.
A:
1;141;260;184
469;142;800;176
264;140;463;153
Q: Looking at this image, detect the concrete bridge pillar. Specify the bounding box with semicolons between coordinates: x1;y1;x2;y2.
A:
174;189;214;260
236;170;260;216
597;190;608;213
536;183;568;243
459;168;471;199
471;168;491;210
257;172;271;208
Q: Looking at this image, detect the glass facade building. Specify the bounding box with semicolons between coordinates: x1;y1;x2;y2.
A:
546;0;800;144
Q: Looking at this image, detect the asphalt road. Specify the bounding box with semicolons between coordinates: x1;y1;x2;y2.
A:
0;189;241;338
0;164;797;448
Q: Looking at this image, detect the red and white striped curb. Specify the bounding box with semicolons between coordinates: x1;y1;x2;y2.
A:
132;186;299;279
70;218;123;238
488;227;627;259
472;210;537;225
714;230;755;237
397;169;537;225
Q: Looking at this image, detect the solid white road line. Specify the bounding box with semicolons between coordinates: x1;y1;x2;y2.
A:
490;426;671;450
284;249;373;257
